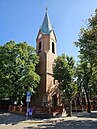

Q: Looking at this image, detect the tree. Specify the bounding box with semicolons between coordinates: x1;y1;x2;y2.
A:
53;54;77;116
74;9;97;112
0;41;40;104
76;57;92;113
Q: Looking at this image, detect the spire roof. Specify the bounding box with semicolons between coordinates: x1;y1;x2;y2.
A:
41;8;53;34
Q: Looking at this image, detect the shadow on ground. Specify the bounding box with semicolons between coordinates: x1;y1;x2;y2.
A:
77;111;97;118
24;119;97;129
0;110;25;125
0;111;97;128
24;112;97;129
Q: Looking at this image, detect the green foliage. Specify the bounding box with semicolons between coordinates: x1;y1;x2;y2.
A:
74;9;97;60
74;8;97;112
53;54;77;100
74;9;97;94
0;41;40;103
53;54;77;116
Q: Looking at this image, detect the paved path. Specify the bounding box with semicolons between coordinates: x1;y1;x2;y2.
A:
0;111;97;129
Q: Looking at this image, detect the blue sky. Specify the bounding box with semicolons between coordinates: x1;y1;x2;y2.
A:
0;0;97;61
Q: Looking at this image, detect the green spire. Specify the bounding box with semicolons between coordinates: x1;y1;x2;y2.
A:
41;8;53;34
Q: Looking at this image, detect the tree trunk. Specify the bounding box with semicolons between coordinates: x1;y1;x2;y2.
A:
86;92;91;113
67;100;72;116
62;103;66;116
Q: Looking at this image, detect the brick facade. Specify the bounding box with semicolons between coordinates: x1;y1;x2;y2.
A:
30;10;61;108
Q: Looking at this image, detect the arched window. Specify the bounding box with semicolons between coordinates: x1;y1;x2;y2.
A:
39;41;41;53
52;42;55;54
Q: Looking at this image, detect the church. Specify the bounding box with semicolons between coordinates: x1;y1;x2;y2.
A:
31;9;62;108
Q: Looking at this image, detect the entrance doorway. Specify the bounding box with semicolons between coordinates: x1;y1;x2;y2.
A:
52;94;57;107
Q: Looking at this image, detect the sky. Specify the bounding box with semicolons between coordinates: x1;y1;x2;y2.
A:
0;0;97;61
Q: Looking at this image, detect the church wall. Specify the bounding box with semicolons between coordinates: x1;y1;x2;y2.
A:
46;73;61;106
37;52;46;74
43;35;50;51
46;51;57;74
30;74;46;107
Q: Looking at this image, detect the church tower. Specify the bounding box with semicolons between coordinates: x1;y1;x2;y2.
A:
32;9;59;107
